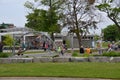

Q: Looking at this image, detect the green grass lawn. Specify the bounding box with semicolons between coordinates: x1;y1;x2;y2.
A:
0;62;120;79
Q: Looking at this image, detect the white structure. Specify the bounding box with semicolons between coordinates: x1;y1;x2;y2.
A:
0;27;33;41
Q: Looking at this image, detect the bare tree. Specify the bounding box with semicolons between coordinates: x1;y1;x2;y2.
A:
60;0;99;52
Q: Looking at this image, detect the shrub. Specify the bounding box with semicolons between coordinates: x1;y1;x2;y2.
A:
84;53;90;57
102;51;120;57
72;52;79;57
0;53;9;58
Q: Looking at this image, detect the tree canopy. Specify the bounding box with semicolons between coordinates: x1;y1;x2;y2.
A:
103;24;120;41
24;0;61;33
3;34;14;47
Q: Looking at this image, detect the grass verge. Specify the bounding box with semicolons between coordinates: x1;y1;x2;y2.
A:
0;62;120;79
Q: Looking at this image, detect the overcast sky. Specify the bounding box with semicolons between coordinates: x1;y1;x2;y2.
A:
0;0;33;27
0;0;114;34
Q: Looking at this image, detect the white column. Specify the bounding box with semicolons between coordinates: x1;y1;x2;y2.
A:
70;33;74;53
0;35;1;42
23;35;26;50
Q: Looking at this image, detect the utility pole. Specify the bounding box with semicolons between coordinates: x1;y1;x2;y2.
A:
101;28;103;48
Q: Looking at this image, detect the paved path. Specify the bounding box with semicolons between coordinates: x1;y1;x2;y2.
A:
0;77;112;80
10;51;72;58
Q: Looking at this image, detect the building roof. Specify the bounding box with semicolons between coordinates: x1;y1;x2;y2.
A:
0;27;34;32
0;23;15;29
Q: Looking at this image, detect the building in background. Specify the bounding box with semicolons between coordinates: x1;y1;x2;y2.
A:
54;33;95;48
0;23;15;29
0;23;33;42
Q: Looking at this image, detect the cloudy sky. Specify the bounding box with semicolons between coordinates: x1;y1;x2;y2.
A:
0;0;114;34
0;0;33;27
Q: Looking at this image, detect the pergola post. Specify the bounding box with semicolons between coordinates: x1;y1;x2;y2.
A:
12;34;16;55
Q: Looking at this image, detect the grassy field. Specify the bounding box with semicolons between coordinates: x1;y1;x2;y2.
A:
0;62;120;79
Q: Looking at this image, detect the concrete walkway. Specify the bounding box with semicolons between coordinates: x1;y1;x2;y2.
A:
0;77;112;80
10;51;72;58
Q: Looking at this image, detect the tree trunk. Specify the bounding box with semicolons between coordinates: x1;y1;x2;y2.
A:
51;32;55;41
76;32;82;53
72;0;82;53
108;14;120;31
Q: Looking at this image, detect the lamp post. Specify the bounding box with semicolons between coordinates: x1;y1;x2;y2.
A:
101;29;103;48
0;35;1;42
98;28;103;54
69;32;74;53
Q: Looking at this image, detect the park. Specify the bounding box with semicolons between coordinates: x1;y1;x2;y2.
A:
0;0;120;80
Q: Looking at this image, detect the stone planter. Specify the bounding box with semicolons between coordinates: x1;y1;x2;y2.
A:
88;57;110;62
0;57;120;64
69;57;88;62
33;57;53;63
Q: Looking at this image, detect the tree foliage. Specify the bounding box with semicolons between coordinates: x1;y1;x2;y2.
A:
103;24;120;41
94;34;100;41
96;0;120;30
24;0;61;33
3;35;14;47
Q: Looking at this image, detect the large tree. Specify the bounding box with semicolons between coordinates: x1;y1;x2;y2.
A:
40;0;64;40
60;0;99;52
96;0;120;30
103;24;120;41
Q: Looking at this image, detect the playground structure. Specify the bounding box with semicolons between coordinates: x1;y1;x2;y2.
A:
0;31;58;55
18;32;57;53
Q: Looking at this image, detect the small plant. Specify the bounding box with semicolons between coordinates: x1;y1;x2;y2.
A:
102;51;120;57
83;53;90;57
72;52;79;57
